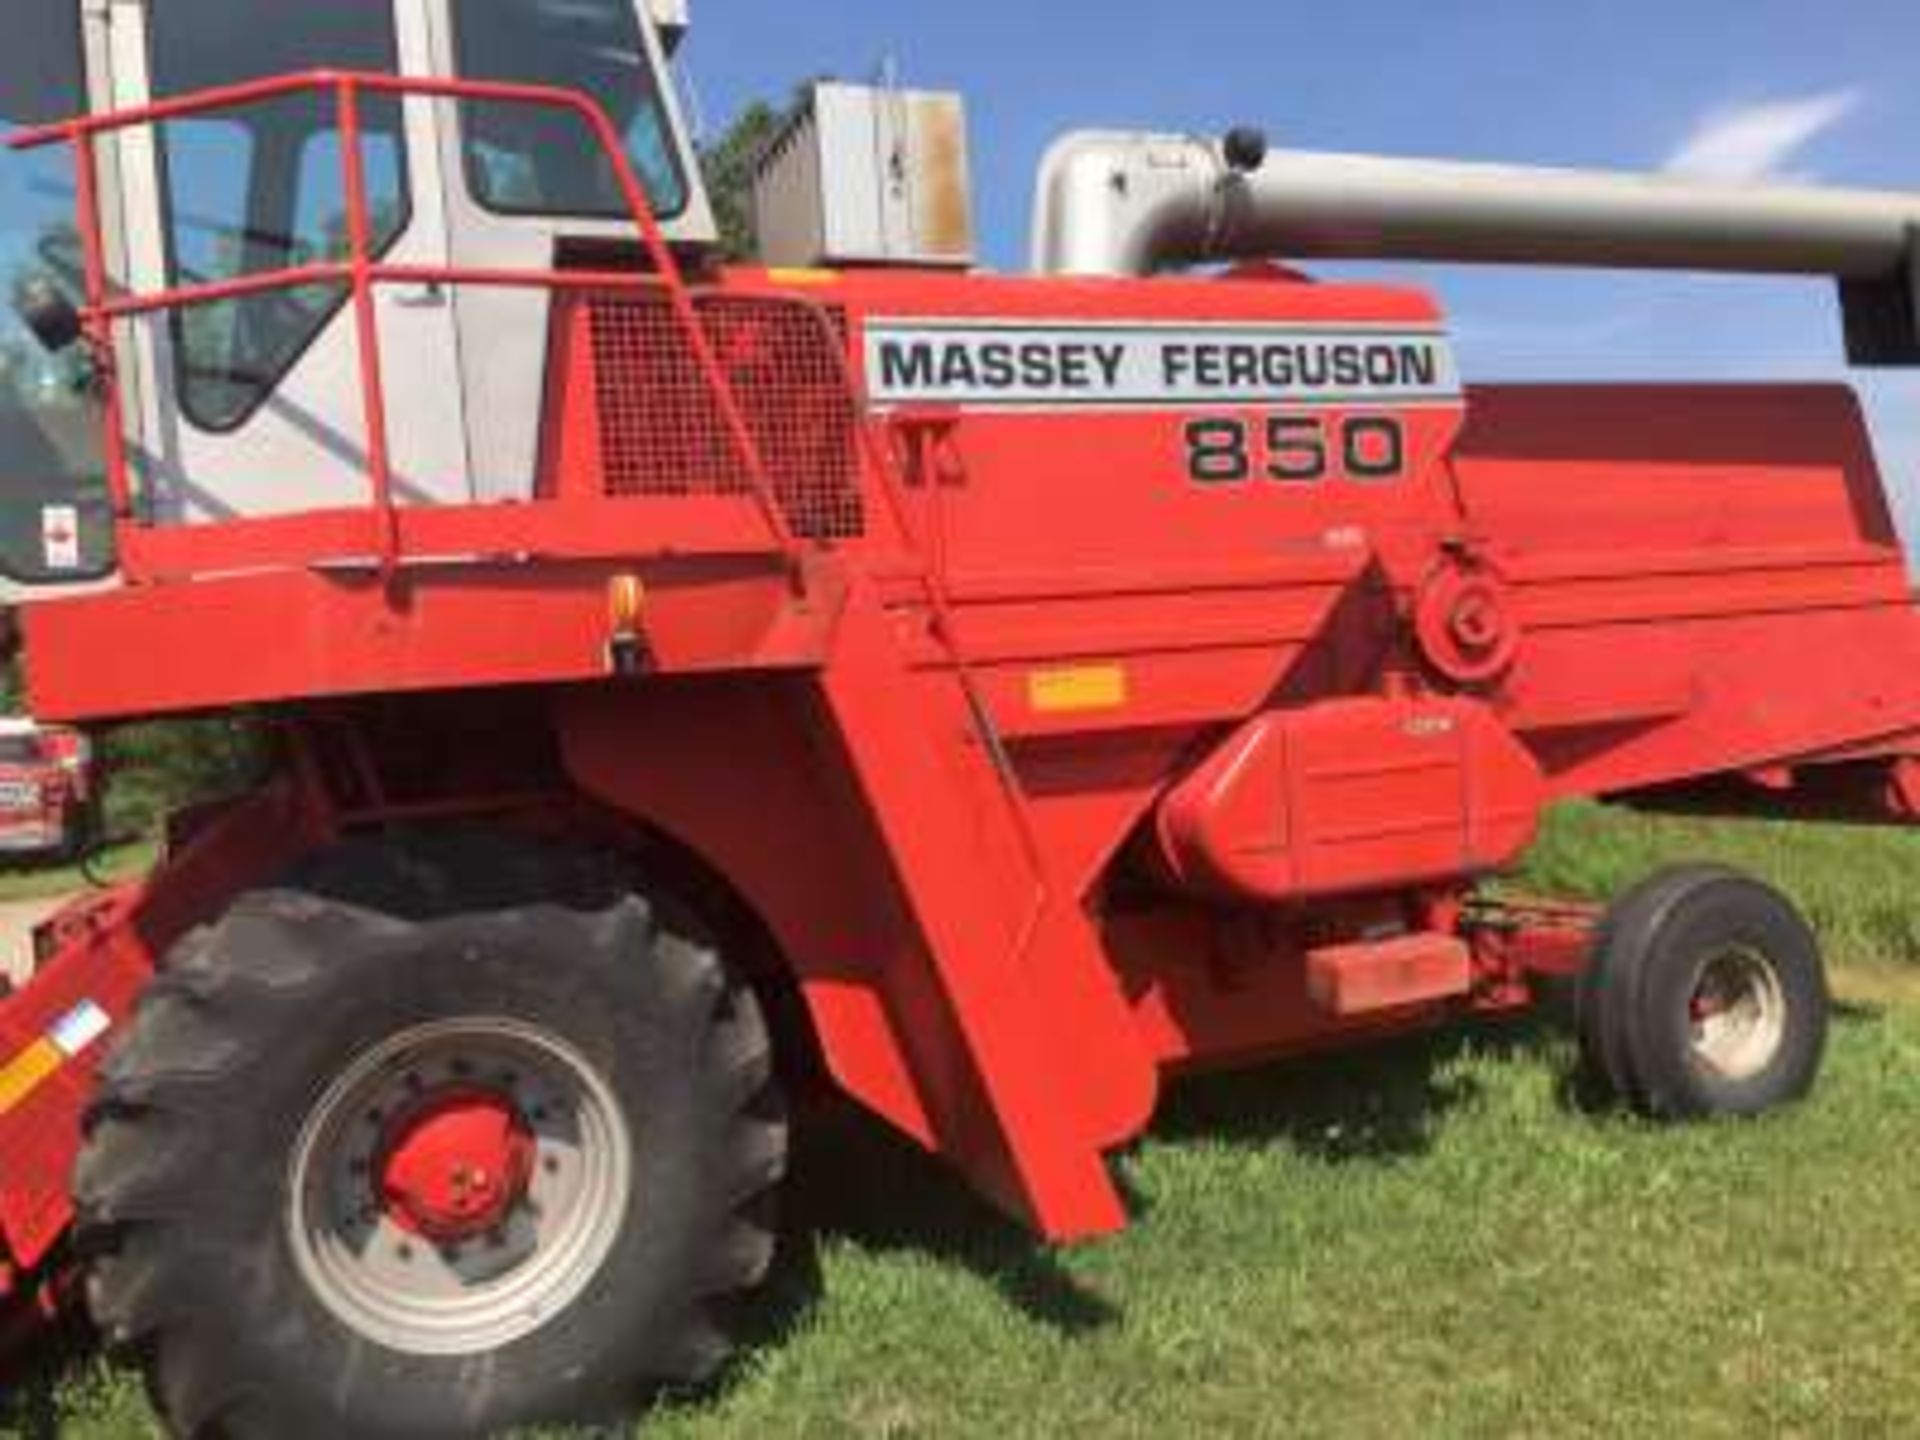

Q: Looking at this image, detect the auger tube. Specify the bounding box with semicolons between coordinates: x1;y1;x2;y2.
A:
1032;131;1920;284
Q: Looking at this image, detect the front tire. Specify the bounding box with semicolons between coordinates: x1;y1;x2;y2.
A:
76;835;787;1439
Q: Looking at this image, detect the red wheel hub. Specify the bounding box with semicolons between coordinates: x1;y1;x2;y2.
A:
376;1088;535;1243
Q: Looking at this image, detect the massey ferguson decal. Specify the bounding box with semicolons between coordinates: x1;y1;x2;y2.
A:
864;320;1463;411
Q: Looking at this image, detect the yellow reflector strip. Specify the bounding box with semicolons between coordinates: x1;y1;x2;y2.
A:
1028;664;1129;715
766;267;842;287
0;1038;65;1117
0;1000;111;1116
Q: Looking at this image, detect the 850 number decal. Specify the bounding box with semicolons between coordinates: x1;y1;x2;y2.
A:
1184;414;1406;486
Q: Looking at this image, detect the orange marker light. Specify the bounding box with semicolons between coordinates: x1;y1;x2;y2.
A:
608;574;646;633
606;574;648;676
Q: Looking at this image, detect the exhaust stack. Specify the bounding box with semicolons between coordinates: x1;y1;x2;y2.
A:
1031;131;1920;364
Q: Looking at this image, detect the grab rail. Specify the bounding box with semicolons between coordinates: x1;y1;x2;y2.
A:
11;69;804;579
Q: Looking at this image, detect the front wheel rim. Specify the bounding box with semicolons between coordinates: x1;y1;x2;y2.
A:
287;1017;633;1358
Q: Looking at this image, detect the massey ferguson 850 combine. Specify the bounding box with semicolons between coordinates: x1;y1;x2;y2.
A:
2;1;1920;1434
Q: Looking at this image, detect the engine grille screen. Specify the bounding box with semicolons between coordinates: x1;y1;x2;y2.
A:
584;291;866;541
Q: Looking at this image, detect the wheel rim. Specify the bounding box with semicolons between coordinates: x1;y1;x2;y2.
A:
287;1018;632;1357
1687;947;1788;1083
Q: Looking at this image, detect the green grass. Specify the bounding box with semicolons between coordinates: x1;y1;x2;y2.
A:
0;840;157;905
7;805;1919;1438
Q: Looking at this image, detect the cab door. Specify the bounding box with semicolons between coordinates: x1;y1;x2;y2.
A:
107;0;470;525
424;0;716;500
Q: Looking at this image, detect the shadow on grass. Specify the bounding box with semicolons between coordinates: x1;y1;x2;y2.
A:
711;991;1901;1420
1148;1015;1557;1163
1553;989;1889;1116
18;1024;1559;1432
0;1316;96;1440
1832;997;1888;1024
736;1011;1571;1366
0;1383;58;1440
775;1106;1123;1338
661;1107;1127;1425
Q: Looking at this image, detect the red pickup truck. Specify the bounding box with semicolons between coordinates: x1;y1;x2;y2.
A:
0;718;94;860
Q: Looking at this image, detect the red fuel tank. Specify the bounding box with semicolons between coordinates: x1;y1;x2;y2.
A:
1153;697;1546;904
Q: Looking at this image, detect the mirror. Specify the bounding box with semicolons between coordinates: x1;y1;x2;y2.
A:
14;276;82;354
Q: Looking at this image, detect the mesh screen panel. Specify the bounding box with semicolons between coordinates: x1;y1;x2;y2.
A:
585;290;865;540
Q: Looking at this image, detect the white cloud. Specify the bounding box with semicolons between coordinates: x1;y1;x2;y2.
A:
1662;90;1864;184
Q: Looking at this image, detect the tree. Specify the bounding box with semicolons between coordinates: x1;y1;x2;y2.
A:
699;84;832;262
698;100;787;261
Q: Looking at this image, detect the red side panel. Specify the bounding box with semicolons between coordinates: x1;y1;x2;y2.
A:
560;579;1161;1242
0;784;319;1275
1154;697;1546;903
0;891;152;1270
1451;384;1920;794
1453;384;1900;555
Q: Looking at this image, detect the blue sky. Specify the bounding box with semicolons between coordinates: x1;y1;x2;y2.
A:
679;0;1920;543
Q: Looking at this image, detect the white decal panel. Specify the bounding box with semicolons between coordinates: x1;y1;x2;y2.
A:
50;1000;112;1059
42;504;81;572
863;320;1462;412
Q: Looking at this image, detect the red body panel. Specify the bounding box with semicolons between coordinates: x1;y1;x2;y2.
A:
0;784;322;1279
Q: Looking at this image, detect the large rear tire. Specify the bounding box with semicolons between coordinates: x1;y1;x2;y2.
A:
75;834;787;1440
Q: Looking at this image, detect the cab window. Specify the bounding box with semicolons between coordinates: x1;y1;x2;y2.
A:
0;0;113;581
452;0;689;221
148;1;410;432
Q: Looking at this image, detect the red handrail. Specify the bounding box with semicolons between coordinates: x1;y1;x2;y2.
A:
11;69;804;578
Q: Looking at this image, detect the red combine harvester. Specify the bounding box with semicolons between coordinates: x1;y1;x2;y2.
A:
2;2;1919;1435
0;719;93;861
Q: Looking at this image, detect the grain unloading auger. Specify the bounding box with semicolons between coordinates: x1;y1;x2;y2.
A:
1;3;1918;1432
1035;127;1920;361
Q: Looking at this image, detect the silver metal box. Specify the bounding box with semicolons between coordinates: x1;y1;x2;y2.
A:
754;83;975;269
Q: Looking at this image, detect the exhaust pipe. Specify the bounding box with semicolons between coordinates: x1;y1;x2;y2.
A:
1031;130;1920;364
